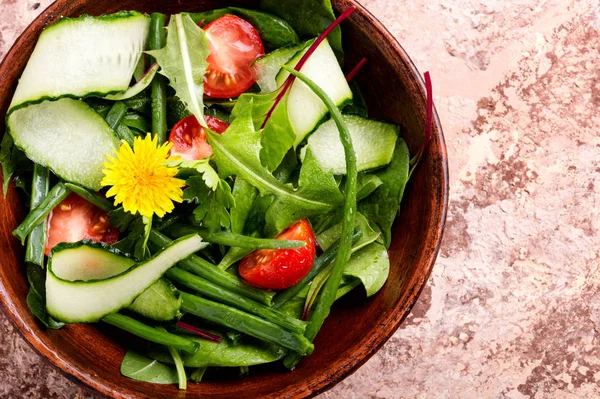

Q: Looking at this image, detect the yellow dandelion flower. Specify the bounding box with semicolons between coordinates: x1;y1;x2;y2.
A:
101;135;185;218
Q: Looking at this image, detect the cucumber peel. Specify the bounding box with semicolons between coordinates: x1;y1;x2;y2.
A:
46;234;206;323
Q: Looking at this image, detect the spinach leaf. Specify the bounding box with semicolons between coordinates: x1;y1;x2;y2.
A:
344;242;389;297
120;350;179;384
149;332;286;367
230;7;299;49
208;100;342;234
26;264;64;329
183;176;235;233
147;14;210;128
342;81;368;117
358;138;410;248
260;0;343;59
1;133;31;196
188;9;231;25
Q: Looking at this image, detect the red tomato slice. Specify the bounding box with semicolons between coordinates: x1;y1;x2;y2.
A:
239;220;316;290
203;15;265;98
45;193;119;256
168;115;229;160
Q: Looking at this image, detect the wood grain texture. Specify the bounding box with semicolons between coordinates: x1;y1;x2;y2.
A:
0;1;448;398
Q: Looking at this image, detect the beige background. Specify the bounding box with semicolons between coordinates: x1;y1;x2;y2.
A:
1;0;599;398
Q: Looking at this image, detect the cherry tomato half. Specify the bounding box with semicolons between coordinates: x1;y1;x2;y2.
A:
45;193;119;256
203;14;265;98
168;115;229;160
239;220;316;290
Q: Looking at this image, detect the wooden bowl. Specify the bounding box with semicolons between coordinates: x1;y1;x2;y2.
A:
0;0;448;397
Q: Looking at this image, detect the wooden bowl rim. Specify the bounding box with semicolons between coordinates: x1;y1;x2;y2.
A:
0;1;449;398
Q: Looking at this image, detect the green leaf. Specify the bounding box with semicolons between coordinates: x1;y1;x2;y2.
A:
147;13;209;128
184;176;235;233
230;178;258;234
149;331;286;367
208;100;343;234
343;81;368;117
343;242;390;297
26;264;64;329
260;0;343;59
316;212;379;254
164;158;220;190
358;138;410;248
230;7;299;49
120;350;179;384
0;133;14;195
231;91;296;171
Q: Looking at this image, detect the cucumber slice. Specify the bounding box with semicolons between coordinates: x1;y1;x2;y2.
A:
46;235;205;323
50;242;182;322
253;41;310;93
128;279;182;322
7;98;120;191
300;115;399;175
275;39;352;146
9;11;150;111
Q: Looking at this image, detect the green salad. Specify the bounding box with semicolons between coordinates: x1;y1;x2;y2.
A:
0;0;432;389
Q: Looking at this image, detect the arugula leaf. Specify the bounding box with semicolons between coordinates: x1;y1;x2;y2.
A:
260;0;343;59
147;13;209;128
358;138;410;248
208;100;343;234
231;91;295;171
344;242;390;297
184;176;235;233
120;350;179;384
230;178;258;234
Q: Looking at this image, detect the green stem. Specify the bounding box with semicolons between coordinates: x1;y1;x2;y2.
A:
180;291;313;355
149;13;168;144
64;183;114;212
280;66;357;370
167;225;305;250
25;165;50;266
272;230;362;309
167;267;306;334
159;327;187;390
102;313;198;354
149;230;274;306
13;182;70;244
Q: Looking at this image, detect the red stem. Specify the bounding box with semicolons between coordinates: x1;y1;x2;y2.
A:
260;6;357;129
176;321;222;343
345;57;368;82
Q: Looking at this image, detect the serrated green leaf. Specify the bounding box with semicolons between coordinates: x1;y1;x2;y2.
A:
184;176;235;233
207;100;343;235
147;13;209;128
165;158;219;190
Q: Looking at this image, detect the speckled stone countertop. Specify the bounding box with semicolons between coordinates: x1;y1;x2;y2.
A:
1;0;599;398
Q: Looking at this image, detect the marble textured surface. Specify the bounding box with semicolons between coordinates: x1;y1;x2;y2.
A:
1;0;599;398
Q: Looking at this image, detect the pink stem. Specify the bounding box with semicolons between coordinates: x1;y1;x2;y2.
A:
176;321;222;343
260;6;357;129
345;57;368;82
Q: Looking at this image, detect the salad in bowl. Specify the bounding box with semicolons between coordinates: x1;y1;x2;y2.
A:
0;0;436;393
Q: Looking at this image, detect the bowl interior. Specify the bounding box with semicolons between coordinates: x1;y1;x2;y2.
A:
0;0;448;398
